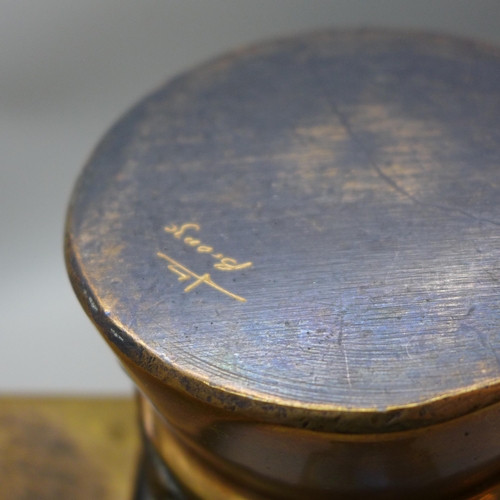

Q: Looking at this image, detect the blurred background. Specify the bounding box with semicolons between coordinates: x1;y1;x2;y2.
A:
1;0;499;394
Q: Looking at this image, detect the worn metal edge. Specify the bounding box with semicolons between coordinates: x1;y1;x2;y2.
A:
64;225;500;434
64;28;500;434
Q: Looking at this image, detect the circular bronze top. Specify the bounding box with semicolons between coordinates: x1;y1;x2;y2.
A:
66;30;500;433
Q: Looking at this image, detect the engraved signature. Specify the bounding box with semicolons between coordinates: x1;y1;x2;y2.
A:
157;252;246;302
164;223;253;271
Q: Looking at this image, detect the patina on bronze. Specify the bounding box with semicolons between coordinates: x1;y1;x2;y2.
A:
65;30;500;499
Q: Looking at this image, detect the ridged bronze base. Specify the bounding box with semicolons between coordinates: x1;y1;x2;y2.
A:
135;440;500;500
135;435;500;500
135;390;500;500
134;435;188;500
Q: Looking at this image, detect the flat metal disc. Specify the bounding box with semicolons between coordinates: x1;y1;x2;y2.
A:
66;30;500;429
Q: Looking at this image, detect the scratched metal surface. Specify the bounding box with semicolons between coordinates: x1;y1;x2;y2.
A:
66;30;500;426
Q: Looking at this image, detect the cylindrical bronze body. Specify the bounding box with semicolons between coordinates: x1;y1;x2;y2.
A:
66;30;500;499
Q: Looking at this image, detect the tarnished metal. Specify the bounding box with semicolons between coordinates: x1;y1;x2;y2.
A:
66;30;500;498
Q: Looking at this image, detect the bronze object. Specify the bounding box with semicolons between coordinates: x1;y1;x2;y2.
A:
65;30;500;498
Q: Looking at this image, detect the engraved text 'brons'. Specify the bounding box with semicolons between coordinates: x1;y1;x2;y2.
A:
158;223;252;302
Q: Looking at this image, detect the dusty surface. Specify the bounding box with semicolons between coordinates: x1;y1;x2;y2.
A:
66;30;500;431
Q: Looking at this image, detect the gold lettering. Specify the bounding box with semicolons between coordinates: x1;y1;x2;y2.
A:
173;223;200;238
158;252;246;302
163;222;253;274
214;257;253;271
164;224;178;233
167;265;190;282
184;237;201;246
197;245;213;253
183;273;212;293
